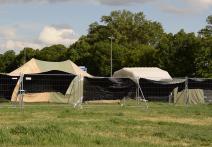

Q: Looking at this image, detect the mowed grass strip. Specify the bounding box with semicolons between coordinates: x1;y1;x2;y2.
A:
0;102;211;147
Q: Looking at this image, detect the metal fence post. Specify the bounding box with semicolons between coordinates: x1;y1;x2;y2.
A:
185;77;189;106
19;74;24;111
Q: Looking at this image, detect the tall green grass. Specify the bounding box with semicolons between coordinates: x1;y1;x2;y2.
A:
0;102;211;146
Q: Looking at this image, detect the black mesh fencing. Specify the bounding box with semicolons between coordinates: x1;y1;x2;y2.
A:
138;78;212;102
83;77;137;101
139;78;186;101
188;78;212;103
23;70;76;94
0;73;212;105
0;74;19;101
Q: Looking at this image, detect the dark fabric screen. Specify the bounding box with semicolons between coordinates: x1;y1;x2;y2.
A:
23;70;76;94
0;74;19;100
139;78;185;101
188;78;212;90
83;77;136;101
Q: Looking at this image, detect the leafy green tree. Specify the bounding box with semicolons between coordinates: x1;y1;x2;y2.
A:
11;48;38;70
1;50;16;73
68;10;164;76
36;44;67;61
196;15;212;77
126;44;157;67
169;30;201;77
155;30;202;77
195;46;212;77
67;36;90;64
100;10;164;46
155;33;174;71
199;15;212;37
195;37;212;77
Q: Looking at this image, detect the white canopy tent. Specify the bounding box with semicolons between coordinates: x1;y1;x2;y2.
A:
113;67;172;83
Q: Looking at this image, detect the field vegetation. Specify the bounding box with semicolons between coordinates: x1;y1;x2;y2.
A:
0;101;211;146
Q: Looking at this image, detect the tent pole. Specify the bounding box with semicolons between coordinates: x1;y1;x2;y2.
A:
137;78;148;109
185;77;189;106
137;86;140;104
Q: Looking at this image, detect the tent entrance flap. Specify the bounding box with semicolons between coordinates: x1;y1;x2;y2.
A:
66;76;84;106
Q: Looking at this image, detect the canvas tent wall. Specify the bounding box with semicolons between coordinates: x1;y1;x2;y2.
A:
66;76;84;105
173;88;205;105
10;58;91;103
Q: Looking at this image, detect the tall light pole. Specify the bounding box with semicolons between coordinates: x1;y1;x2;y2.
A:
24;48;26;64
109;36;114;77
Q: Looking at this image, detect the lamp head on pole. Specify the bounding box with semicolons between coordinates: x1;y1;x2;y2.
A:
108;36;115;40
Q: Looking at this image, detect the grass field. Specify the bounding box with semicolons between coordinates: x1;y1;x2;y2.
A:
0;101;212;147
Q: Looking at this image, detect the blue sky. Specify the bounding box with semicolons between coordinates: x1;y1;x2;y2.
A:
0;0;211;53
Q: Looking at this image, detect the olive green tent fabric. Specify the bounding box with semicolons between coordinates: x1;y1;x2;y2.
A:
66;76;84;105
173;88;205;105
9;58;91;77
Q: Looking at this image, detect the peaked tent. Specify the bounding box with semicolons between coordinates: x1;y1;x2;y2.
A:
10;58;91;103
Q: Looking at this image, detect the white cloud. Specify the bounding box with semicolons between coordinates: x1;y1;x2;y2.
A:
0;24;79;53
0;40;42;53
39;25;78;47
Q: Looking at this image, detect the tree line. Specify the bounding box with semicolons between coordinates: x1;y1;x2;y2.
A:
0;10;211;77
